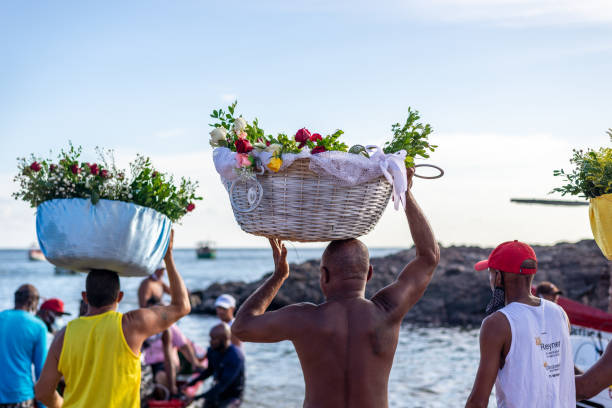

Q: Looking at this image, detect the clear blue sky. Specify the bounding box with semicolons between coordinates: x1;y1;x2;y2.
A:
1;1;611;248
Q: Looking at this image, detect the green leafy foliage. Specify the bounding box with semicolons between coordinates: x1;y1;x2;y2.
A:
13;143;202;222
551;129;612;199
382;107;437;167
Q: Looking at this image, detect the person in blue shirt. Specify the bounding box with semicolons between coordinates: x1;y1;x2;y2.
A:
0;284;47;408
184;323;244;408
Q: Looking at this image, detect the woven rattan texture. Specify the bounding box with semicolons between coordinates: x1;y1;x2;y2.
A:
226;159;393;242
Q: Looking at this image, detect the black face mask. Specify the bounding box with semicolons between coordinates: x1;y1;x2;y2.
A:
485;272;506;316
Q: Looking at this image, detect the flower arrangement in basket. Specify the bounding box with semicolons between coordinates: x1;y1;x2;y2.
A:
13;144;202;276
209;102;442;242
552;129;612;259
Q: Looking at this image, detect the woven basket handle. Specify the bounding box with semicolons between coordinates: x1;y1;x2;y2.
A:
414;164;444;179
229;176;264;213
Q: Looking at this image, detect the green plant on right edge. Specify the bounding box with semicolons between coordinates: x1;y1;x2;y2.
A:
383;107;437;167
551;129;612;199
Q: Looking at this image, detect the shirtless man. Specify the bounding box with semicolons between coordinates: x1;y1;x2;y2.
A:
138;263;171;307
232;168;439;408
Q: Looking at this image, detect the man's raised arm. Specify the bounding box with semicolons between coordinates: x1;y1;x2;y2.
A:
371;167;440;322
232;239;310;343
123;230;191;351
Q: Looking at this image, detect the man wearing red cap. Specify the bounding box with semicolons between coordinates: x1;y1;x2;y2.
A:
465;240;576;408
37;299;71;335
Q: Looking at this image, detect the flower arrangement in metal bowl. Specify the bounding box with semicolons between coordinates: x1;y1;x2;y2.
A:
209;102;442;242
13;144;202;276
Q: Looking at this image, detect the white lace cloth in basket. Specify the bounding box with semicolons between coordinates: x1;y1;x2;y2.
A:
213;146;408;210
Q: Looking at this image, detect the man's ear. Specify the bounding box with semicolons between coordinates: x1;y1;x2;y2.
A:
322;267;330;284
117;291;124;303
495;271;503;287
81;291;88;304
366;265;373;282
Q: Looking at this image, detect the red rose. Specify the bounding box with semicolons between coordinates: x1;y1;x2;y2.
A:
266;141;271;146
88;163;99;175
235;138;253;153
49;164;57;172
186;203;195;212
30;161;42;172
295;128;311;147
310;133;322;142
70;164;81;175
100;169;110;179
311;146;327;154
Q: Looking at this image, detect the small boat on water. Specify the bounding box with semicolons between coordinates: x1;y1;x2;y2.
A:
560;296;612;407
28;248;46;261
196;241;216;259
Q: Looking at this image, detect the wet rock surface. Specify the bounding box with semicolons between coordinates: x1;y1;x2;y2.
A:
190;240;611;327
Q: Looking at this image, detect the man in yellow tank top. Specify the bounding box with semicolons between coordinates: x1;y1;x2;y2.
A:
34;231;191;408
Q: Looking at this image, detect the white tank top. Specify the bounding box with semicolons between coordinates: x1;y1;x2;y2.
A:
495;299;576;408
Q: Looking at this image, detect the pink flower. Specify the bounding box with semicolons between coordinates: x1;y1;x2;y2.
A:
186;203;195;212
311;146;327;154
70;164;81;175
238;131;247;140
235;138;253;154
100;169;110;179
310;133;322;142
235;153;252;168
29;162;41;172
88;163;99;176
295;128;311;147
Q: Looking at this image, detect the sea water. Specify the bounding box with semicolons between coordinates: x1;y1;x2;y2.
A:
0;248;494;407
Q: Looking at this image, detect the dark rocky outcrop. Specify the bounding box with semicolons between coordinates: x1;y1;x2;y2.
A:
190;240;611;327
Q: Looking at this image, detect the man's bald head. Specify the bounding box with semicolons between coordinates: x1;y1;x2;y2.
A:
14;284;39;311
321;239;370;281
210;323;231;351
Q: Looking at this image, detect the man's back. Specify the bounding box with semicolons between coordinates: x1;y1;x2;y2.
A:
293;299;399;408
59;311;141;408
494;300;575;407
0;309;47;404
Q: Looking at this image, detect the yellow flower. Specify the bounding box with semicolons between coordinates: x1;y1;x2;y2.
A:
267;157;282;172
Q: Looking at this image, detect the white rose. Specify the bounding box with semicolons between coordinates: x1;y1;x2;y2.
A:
233;117;247;134
209;127;228;147
265;143;282;155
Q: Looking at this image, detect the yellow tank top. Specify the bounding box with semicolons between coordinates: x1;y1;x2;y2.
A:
58;310;141;408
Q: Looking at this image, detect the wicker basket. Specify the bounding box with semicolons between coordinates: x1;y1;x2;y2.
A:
225;158;393;242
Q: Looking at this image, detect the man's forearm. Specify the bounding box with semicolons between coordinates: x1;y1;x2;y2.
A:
164;253;190;314
38;391;63;408
405;191;439;262
236;274;286;318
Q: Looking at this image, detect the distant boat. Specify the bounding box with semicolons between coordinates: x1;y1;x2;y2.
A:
28;248;46;262
54;266;78;275
196;241;216;259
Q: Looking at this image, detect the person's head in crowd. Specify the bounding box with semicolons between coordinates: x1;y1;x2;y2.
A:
536;281;563;303
82;269;123;312
320;239;372;298
215;294;236;323
152;261;166;281
14;284;39;312
78;299;88;317
209;323;231;352
37;298;71;333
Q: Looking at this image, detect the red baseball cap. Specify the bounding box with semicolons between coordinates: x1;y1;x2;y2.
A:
474;240;537;275
40;298;71;315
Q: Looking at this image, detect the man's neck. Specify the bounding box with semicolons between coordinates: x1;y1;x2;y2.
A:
505;289;540;306
325;289;365;302
85;304;117;316
14;305;31;312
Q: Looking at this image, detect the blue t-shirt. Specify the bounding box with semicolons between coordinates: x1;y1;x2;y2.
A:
0;309;48;403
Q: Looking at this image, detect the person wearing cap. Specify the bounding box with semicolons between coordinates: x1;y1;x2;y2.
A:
465;241;576;408
138;261;171;308
232;168;440;408
35;230;191;408
0;284;47;408
535;281;563;303
37;298;71;335
215;294;242;348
